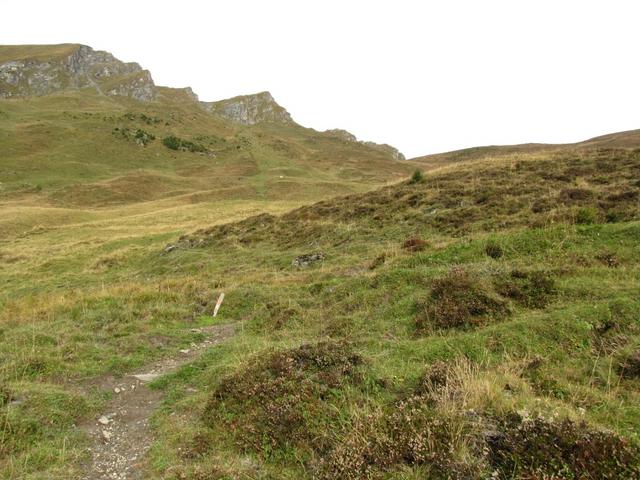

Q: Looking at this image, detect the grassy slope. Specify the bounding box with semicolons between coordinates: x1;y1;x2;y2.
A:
411;129;640;170
149;149;640;479
1;43;639;480
0;44;81;64
0;61;414;477
0;132;638;478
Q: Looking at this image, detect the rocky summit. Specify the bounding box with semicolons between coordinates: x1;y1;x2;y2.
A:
201;91;294;125
0;43;156;101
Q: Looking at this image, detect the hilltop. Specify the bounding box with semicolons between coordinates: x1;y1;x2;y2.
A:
411;128;640;168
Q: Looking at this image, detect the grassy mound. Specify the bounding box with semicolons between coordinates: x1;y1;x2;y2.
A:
488;414;640;479
203;341;363;458
415;268;510;332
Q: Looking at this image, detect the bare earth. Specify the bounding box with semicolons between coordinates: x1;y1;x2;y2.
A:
79;324;236;480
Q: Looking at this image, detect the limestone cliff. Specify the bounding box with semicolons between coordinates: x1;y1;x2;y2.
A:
201;91;293;125
0;44;156;101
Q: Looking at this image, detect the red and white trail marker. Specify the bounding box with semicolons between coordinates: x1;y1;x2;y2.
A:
213;292;225;317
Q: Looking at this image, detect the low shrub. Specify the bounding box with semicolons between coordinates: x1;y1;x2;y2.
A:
112;127;155;146
495;270;556;308
162;135;181;150
402;237;428;252
162;135;207;153
596;252;620;268
203;341;363;456
488;413;640;479
319;395;480;480
415;268;509;332
575;206;599;225
409;169;425;184
618;350;640;379
369;252;388;270
484;241;503;259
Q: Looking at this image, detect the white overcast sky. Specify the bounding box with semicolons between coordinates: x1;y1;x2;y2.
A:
3;0;639;157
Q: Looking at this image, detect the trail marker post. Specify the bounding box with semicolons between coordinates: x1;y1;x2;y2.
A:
213;292;225;317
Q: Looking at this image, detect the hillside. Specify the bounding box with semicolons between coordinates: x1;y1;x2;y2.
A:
1;43;640;480
0;44;413;239
411;129;640;169
1;132;639;478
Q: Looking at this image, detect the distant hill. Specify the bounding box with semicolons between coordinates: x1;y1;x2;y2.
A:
411;129;640;169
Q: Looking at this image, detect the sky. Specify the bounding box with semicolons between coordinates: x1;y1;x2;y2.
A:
3;0;640;158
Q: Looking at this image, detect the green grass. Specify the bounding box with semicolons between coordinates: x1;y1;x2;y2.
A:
1;68;640;477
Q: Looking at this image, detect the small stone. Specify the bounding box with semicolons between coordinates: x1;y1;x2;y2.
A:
102;430;112;441
133;373;159;382
114;387;121;394
179;349;190;354
98;416;110;425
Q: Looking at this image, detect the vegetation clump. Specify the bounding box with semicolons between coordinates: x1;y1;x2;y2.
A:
596;252;620;268
0;384;12;406
409;169;425;184
484;240;504;259
112;127;155;146
203;341;363;456
618;350;640;379
320;396;478;479
162;135;207;153
488;413;640;479
415;268;510;332
402;237;428;252
575;206;599;224
495;270;556;308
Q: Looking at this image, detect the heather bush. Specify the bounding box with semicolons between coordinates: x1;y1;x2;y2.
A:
416;268;509;333
488;413;640;479
495;269;556;308
203;341;363;456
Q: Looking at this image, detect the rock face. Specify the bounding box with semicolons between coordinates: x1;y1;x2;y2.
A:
363;141;406;161
0;44;156;101
324;129;358;142
201;91;293;125
324;129;406;161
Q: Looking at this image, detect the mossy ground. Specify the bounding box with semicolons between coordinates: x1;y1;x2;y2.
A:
0;91;639;478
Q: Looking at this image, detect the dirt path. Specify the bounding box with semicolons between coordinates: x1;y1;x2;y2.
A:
79;323;235;480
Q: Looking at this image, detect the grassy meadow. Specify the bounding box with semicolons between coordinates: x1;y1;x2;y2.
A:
0;85;639;479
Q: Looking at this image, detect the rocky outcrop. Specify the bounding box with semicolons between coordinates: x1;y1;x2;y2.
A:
201;91;293;125
324;129;358;142
363;141;406;161
324;129;406;161
0;44;156;101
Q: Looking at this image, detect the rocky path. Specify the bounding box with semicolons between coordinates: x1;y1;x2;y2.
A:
80;324;235;480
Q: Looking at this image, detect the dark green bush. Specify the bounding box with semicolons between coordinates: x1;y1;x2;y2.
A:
162;135;207;153
409;169;425;184
162;135;181;150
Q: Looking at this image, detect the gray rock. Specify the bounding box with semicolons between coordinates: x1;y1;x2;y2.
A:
132;373;159;383
292;252;325;268
201;91;293;125
0;44;156;101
